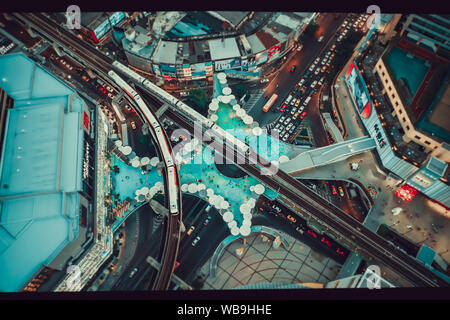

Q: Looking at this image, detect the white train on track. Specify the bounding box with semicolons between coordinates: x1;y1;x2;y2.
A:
108;69;179;214
111;61;250;155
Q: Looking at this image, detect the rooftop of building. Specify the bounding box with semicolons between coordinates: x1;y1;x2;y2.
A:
210;11;250;29
380;36;450;143
415;69;450;143
0;53;85;292
208;37;241;61
122;25;157;60
80;12;106;29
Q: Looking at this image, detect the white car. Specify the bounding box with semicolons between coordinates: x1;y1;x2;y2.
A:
290;107;297;115
192;236;201;246
309;64;315;72
284;118;291;125
314;57;320;64
129;268;138;278
314;67;320;75
310;80;318;88
298;79;305;86
318;36;324;42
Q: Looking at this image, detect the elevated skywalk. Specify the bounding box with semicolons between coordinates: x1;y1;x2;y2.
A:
280;136;377;174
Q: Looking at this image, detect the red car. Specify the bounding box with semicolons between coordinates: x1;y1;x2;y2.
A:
173;261;180;272
300;111;307;119
280;104;287;112
331;184;337;195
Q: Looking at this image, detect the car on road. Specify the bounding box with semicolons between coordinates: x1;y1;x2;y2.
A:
203;215;211;226
129;268;138;278
192;236;201;246
331;184;337;195
287;214;297;223
285;95;293;104
186;225;195;236
338;186;345;197
295;226;304;234
290;65;297;72
300;111;307;120
303;96;311;106
173;261;180;272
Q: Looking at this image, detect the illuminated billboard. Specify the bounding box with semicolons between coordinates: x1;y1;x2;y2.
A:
345;62;372;119
191;62;206;78
255;51;269;65
92;12;126;42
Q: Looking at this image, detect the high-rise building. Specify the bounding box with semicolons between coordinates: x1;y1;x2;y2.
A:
0;53;99;292
401;14;450;58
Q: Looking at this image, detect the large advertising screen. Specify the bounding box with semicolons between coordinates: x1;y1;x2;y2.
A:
255;51;269;65
410;172;433;189
191;62;206;77
214;58;233;71
346;62;372;119
93;11;126;42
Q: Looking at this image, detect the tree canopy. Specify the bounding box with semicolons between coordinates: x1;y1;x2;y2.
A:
185;88;209;116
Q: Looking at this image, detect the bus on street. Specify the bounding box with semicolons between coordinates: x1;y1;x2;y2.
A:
262;93;278;112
